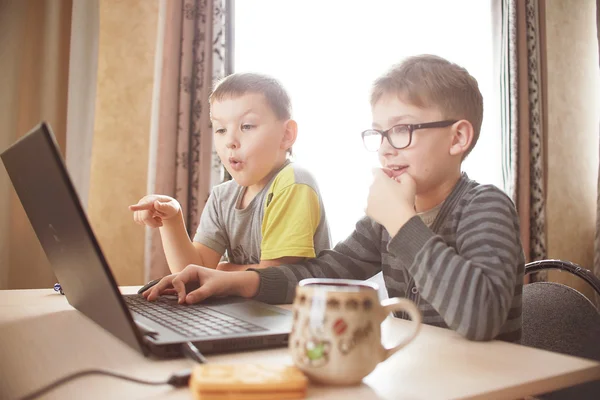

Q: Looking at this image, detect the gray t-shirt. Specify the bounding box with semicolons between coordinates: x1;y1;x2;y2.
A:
194;161;331;265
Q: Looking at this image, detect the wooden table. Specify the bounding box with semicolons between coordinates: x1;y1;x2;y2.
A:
1;287;599;399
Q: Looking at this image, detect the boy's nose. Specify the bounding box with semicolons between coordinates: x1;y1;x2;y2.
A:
224;132;240;149
379;137;398;155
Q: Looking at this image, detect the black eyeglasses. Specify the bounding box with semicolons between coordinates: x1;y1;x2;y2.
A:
361;120;458;151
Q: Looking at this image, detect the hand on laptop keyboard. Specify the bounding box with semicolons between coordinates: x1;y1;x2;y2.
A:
142;265;260;304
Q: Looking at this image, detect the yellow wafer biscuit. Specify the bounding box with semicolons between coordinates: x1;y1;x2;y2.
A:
189;364;308;396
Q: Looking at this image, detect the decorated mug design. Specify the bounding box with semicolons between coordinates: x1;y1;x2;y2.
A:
290;278;422;385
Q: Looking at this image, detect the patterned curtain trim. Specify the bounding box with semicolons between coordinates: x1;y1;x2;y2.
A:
501;0;518;204
214;0;231;183
500;0;547;281
145;0;230;280
525;0;547;281
176;0;227;236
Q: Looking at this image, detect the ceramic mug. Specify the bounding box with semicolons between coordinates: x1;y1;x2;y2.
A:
289;278;422;385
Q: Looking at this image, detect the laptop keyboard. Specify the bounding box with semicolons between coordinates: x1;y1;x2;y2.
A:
124;295;266;338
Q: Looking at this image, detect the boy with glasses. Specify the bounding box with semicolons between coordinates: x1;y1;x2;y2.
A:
144;55;525;343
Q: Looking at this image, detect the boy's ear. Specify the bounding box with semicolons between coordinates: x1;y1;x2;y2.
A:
281;119;298;151
449;120;474;157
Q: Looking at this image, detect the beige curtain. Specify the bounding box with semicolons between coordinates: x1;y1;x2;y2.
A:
0;0;72;289
496;0;548;281
145;0;230;281
65;0;99;211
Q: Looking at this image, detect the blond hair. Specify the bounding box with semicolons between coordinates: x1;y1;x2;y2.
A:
210;73;292;120
371;55;483;158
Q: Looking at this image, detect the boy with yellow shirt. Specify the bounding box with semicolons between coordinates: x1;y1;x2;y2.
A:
130;73;331;273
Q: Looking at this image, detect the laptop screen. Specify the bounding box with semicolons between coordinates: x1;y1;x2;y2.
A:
1;122;145;354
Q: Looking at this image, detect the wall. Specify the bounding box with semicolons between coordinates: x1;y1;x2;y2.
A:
87;0;158;285
545;0;600;299
0;1;20;288
0;0;72;289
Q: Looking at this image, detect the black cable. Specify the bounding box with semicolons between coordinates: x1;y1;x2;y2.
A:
18;368;192;400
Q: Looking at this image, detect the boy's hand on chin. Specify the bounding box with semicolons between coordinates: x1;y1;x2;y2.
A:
366;168;416;237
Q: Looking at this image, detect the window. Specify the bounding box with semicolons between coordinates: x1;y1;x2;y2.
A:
235;0;500;244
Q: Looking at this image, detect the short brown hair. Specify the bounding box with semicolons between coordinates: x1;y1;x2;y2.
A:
371;55;483;158
210;72;292;120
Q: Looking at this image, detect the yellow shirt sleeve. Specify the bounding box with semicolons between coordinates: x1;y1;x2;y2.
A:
260;181;321;261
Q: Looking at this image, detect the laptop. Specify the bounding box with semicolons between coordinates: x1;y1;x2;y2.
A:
1;122;292;358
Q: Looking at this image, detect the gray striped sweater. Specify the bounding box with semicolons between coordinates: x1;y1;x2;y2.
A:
252;174;524;342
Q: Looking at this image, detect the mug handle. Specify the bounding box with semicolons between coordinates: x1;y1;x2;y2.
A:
380;297;422;361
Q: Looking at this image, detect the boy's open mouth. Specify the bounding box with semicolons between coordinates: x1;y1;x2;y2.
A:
228;157;244;171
